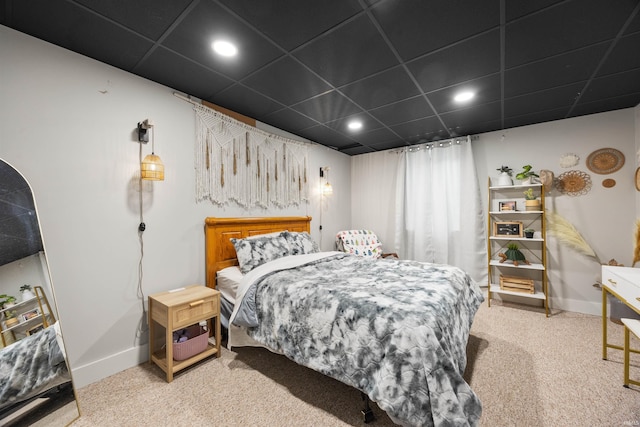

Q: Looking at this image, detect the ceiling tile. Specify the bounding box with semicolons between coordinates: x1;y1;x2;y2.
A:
504;107;570;129
212;84;284;119
242;56;332;105
76;0;193;40
291;91;362;123
505;0;636;67
293;14;398;86
428;74;501;115
262;109;319;133
369;139;408;151
407;30;500;93
325;113;383;134
369;96;433;126
349;127;401;146
371;0;499;61
505;44;609;97
218;0;362;50
579;68;640;103
136;47;234;98
505;0;564;21
440;101;502;134
570;93;640;118
504;84;583;118
161;1;283;80
298;125;357;149
390;116;445;141
339;66;421;110
5;0;152;70
341;145;376;155
597;32;640;77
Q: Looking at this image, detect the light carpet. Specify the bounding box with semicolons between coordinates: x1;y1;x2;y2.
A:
68;301;640;426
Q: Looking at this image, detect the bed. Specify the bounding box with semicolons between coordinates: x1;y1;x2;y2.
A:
205;216;484;426
0;322;71;413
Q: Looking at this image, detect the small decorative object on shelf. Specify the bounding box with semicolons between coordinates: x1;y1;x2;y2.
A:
499;243;530;266
524;228;535;238
0;294;17;309
515;165;539;185
523;188;541;211
496;165;513;186
20;284;35;301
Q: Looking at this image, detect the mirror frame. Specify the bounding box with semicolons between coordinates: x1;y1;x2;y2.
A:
0;158;80;425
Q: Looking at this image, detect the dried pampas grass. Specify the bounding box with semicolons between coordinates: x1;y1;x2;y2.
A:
546;210;601;263
633;219;640;267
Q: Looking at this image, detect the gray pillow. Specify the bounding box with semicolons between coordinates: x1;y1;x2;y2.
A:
231;234;291;274
282;231;319;255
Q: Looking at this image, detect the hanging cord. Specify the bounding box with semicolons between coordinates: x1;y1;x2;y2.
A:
136;137;148;343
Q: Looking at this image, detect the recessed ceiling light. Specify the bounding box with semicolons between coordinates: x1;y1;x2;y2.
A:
212;40;237;57
347;120;363;131
454;91;475;103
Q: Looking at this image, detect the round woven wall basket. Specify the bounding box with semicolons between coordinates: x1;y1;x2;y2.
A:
586;148;624;174
554;170;592;196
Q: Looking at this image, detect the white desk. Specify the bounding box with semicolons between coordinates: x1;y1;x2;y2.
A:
601;266;640;360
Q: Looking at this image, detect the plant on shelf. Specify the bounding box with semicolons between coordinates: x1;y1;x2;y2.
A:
496;165;514;186
0;294;17;309
498;243;531;266
516;165;539;184
523;187;541;211
19;284;36;301
3;308;19;327
524;228;535;238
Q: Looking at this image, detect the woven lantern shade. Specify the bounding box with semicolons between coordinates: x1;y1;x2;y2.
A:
141;154;164;181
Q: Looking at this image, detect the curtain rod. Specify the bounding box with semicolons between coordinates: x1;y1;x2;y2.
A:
173;91;201;106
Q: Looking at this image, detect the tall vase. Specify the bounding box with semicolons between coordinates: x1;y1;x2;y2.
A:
21;289;35;301
497;172;513;186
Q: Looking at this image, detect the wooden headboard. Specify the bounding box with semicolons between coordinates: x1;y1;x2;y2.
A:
204;216;312;289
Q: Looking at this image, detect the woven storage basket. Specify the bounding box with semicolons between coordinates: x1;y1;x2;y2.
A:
173;324;208;361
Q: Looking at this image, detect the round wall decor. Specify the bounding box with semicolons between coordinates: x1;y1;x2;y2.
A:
554;170;592;196
586;148;624;174
602;178;616;188
635;167;640;191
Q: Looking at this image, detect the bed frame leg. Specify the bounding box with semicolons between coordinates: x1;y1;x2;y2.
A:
360;392;375;423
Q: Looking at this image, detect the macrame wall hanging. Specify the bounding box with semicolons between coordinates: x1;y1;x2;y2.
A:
193;104;309;208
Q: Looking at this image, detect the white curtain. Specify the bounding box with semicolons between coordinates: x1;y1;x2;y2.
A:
394;137;487;283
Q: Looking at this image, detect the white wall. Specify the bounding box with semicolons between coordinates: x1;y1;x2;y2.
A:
351;109;637;317
0;26;350;388
474;110;637;314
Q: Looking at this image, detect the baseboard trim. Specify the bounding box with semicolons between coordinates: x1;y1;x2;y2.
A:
72;344;149;389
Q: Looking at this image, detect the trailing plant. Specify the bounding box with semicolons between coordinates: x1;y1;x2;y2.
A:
0;294;17;308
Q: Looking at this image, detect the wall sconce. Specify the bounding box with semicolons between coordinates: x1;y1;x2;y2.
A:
320;166;333;195
138;119;165;181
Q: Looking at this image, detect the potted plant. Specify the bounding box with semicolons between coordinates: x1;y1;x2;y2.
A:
524;228;535;238
523;188;541;211
498;243;531;266
516;165;539;185
19;284;35;301
496;165;513;186
0;294;17;309
3;309;19;328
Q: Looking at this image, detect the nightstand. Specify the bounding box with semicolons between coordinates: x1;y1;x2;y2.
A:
148;285;221;382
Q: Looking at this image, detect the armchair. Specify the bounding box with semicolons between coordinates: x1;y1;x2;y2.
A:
335;230;398;259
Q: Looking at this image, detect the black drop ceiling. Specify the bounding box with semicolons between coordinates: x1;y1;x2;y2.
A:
2;0;639;155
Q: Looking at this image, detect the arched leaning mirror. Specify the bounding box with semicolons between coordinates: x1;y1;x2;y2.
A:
0;158;80;425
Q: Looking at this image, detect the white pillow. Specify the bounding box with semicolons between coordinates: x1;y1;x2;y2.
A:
216;266;244;304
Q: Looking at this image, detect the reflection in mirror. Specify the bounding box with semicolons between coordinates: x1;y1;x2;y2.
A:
0;159;80;425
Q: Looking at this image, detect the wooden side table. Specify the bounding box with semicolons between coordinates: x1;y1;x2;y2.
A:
148;285;221;382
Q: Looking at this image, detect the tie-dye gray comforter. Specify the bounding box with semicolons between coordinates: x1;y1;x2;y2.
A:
230;252;484;426
0;323;70;411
